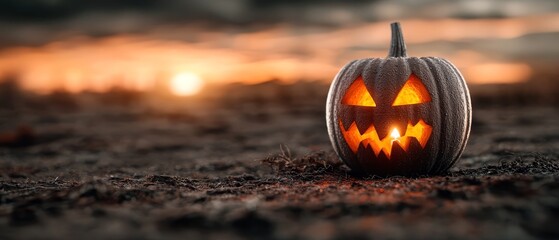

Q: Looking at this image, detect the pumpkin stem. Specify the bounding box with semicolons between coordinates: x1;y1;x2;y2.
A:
388;22;408;58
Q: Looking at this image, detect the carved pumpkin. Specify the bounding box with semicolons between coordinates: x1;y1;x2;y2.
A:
326;22;472;176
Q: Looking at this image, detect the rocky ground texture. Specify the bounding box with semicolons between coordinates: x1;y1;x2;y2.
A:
0;88;558;239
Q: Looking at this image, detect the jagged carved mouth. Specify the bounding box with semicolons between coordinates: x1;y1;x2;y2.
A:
339;119;432;158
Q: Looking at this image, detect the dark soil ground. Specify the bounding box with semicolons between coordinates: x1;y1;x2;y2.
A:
0;85;558;239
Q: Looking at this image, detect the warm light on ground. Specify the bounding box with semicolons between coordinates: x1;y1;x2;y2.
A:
170;73;204;96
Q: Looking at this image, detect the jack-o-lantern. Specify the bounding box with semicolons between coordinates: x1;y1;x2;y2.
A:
326;22;471;176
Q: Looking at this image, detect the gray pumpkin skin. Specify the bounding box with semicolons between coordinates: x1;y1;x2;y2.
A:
326;23;471;176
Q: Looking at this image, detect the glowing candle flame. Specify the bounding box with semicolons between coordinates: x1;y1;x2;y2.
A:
391;128;401;141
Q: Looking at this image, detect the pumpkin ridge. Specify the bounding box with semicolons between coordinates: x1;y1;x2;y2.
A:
439;58;472;170
400;58;416;138
327;59;357;168
370;58;388;105
329;59;372;171
408;58;430;174
421;57;451;173
363;58;383;104
407;57;439;173
430;57;468;173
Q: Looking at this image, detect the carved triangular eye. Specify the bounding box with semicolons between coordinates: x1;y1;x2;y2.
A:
342;76;376;107
392;74;431;106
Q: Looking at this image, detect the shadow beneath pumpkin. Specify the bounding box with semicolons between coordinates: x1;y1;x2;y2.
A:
263;149;559;180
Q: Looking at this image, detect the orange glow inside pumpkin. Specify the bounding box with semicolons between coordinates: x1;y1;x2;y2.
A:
392;74;431;106
339;120;432;158
341;76;376;107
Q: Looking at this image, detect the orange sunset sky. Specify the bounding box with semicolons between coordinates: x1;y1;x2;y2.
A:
0;1;557;95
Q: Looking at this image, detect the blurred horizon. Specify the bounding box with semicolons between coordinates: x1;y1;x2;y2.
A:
0;0;558;96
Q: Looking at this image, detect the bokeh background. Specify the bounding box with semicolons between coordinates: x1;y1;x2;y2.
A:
0;0;557;105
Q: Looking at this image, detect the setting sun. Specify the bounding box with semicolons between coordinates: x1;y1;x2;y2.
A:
170;72;204;96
